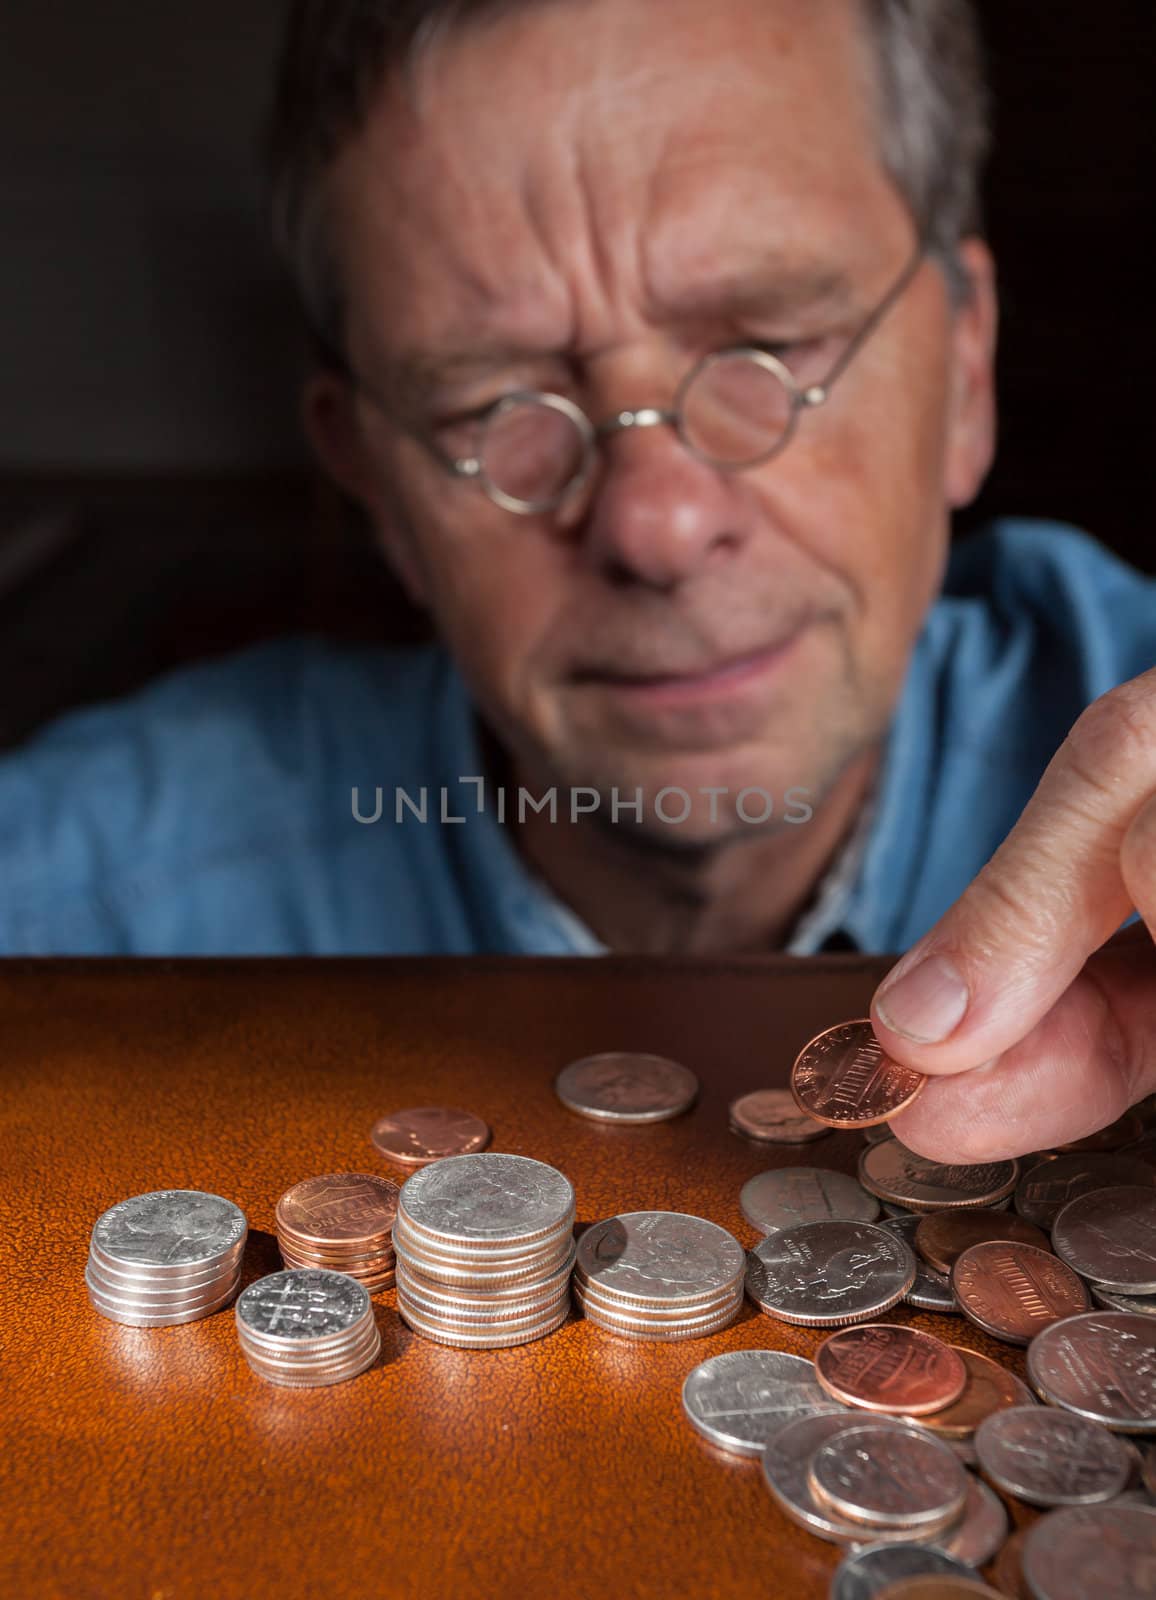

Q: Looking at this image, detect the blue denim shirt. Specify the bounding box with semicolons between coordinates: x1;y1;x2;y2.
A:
1;520;1153;955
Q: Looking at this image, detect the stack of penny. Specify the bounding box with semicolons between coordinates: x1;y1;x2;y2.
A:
575;1211;746;1340
86;1189;247;1327
393;1152;576;1348
235;1268;380;1387
274;1173;399;1292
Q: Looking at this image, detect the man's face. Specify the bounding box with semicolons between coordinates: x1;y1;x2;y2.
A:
320;0;995;843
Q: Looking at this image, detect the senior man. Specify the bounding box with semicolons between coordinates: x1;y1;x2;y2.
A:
1;0;1155;1164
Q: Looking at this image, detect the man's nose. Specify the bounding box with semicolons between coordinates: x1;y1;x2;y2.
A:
565;421;747;589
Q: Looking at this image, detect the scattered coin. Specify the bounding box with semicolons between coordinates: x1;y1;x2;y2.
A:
746;1220;916;1327
951;1241;1089;1345
1013;1152;1156;1229
1026;1311;1156;1433
1020;1503;1156;1600
1051;1185;1156;1293
739;1166;879;1235
275;1173;399;1291
974;1405;1134;1506
880;1214;959;1314
553;1052;698;1123
815;1325;968;1416
577;1211;744;1340
761;1413;942;1545
86;1189;246;1326
808;1423;968;1532
394;1153;576;1348
1090;1283;1156;1314
989;1528;1030;1600
791;1021;926;1129
859;1141;1019;1213
929;1475;1009;1570
1142;1442;1156;1498
234;1269;379;1386
915;1347;1033;1443
914;1209;1050;1276
680;1349;845;1456
829;1545;983;1600
370;1106;491;1168
870;1580;1004;1599
1053;1110;1145;1154
864;1123;896;1145
728;1088;831;1144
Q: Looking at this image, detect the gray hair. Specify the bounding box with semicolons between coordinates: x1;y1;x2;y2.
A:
266;0;990;355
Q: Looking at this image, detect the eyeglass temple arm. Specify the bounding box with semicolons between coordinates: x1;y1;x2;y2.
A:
800;240;929;407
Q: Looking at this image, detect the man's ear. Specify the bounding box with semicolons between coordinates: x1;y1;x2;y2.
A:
302;369;431;609
943;237;999;511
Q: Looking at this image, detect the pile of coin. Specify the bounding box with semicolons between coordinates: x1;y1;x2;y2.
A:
235;1268;380;1386
393;1152;576;1348
275;1173;399;1291
575;1212;746;1341
85;1189;247;1327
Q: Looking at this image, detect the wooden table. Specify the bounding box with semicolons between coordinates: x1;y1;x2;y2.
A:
2;956;1030;1600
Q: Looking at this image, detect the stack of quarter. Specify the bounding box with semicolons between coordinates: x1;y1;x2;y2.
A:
575;1211;746;1340
86;1189;246;1327
275;1173;399;1291
235;1269;380;1386
393;1153;576;1348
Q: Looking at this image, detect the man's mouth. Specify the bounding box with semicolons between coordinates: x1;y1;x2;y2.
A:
573;629;809;709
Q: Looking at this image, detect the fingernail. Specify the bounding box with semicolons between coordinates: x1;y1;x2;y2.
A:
875;953;969;1044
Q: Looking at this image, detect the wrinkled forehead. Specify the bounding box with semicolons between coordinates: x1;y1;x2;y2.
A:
326;0;906;358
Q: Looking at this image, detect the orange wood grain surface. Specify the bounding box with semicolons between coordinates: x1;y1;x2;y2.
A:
2;956;1033;1600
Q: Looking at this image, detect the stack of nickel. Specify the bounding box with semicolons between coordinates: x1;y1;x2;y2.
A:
393;1152;576;1348
275;1173;399;1291
235;1269;380;1386
575;1211;746;1340
86;1189;246;1327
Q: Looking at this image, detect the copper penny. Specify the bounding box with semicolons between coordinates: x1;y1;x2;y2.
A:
991;1529;1031;1600
728;1088;831;1144
791;1020;926;1129
370;1107;492;1167
951;1240;1090;1346
815;1323;968;1416
915;1346;1032;1440
274;1173;400;1247
915;1208;1050;1276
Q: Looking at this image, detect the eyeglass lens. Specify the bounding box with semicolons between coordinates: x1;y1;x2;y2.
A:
477;352;795;508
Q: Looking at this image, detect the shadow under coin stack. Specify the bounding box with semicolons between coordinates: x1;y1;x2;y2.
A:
86;1189;247;1327
575;1212;747;1340
393;1153;576;1348
235;1268;380;1386
275;1173;399;1292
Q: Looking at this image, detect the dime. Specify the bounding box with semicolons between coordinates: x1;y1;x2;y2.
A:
951;1241;1089;1345
739;1167;880;1235
1051;1185;1156;1293
914;1209;1049;1276
369;1106;491;1167
236;1269;370;1341
829;1545;982;1600
1054;1111;1145;1154
791;1021;926;1129
974;1406;1133;1506
275;1173;399;1246
92;1190;247;1269
1020;1503;1156;1600
1091;1283;1156;1315
745;1220;916;1327
1013;1152;1156;1230
915;1347;1032;1442
680;1350;846;1457
576;1212;745;1305
762;1413;946;1545
553;1052;698;1123
1026;1311;1156;1433
728;1088;831;1144
808;1424;968;1531
859;1141;1019;1213
815;1325;967;1416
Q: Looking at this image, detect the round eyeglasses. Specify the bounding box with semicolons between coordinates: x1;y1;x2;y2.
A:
343;239;927;515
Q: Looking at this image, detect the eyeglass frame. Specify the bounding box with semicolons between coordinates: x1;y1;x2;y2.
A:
335;235;929;515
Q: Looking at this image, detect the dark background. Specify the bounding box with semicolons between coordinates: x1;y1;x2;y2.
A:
1;2;1153;749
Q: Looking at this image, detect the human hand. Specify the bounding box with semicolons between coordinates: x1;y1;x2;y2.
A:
868;668;1156;1162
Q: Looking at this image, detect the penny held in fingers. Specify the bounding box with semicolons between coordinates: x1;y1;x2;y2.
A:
790;1020;926;1129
